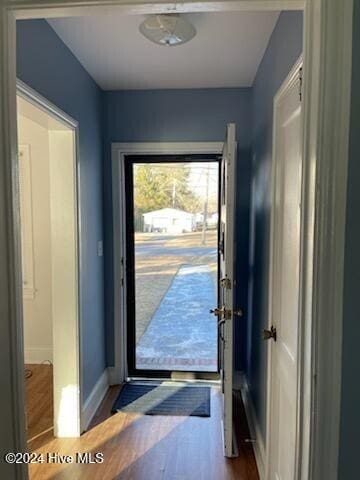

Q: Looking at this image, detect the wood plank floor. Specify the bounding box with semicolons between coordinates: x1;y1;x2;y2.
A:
25;364;53;442
27;367;259;480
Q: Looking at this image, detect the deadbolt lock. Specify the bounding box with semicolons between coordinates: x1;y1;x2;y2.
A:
210;306;243;319
210;306;231;319
263;326;277;342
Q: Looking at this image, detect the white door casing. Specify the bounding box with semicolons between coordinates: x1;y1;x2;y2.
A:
17;82;82;438
18;145;35;301
266;60;303;479
218;123;237;458
111;141;224;385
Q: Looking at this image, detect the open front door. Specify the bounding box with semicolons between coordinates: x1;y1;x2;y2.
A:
212;123;237;457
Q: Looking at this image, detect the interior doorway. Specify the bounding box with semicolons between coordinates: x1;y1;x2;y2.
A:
17;82;81;442
124;154;220;377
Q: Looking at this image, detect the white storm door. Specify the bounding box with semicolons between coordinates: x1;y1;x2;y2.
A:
268;63;303;480
218;123;237;458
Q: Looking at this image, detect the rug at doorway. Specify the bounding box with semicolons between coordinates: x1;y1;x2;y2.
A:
111;383;210;417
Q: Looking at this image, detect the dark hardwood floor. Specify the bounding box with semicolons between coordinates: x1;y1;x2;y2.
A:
26;366;259;480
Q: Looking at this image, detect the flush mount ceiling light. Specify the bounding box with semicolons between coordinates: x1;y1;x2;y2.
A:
139;14;196;47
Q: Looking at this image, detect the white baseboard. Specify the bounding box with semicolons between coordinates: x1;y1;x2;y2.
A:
81;369;109;432
25;346;53;364
241;379;266;480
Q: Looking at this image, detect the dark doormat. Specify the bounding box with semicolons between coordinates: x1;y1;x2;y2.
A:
111;383;211;417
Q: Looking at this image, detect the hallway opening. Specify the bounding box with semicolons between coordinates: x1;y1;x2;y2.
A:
17;86;81;445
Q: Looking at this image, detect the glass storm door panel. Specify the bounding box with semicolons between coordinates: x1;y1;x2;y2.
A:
125;157;220;377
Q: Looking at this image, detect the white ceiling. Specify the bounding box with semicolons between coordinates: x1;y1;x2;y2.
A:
48;11;279;90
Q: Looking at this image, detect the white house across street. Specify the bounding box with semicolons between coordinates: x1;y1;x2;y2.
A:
143;208;194;234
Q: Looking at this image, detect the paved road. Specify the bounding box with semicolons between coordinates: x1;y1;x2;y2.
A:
134;232;218;346
135;235;217;258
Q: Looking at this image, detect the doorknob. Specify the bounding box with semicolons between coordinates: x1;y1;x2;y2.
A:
263;326;277;342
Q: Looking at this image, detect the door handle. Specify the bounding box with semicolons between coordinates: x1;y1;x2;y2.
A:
263;326;277;342
218;318;226;342
218;318;226;328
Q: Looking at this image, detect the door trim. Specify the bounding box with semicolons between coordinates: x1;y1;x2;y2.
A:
16;80;83;436
111;142;223;384
0;1;354;479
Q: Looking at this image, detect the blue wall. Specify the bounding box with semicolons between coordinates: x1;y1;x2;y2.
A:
103;88;253;369
338;3;360;478
17;20;106;401
16;14;302;417
249;11;303;439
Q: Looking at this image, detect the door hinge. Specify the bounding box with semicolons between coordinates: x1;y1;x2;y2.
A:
120;257;124;286
263;326;277;342
299;67;303;102
220;277;232;289
243;438;256;444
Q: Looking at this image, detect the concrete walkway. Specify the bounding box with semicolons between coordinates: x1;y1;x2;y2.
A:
136;264;218;372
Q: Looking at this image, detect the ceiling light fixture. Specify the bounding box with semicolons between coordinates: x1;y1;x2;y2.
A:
139;14;196;47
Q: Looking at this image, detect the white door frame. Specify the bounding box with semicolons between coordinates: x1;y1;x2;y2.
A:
0;1;353;479
16;79;83;438
110;141;223;385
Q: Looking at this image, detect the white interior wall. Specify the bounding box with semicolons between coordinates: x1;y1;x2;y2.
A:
48;129;80;437
18;113;53;364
